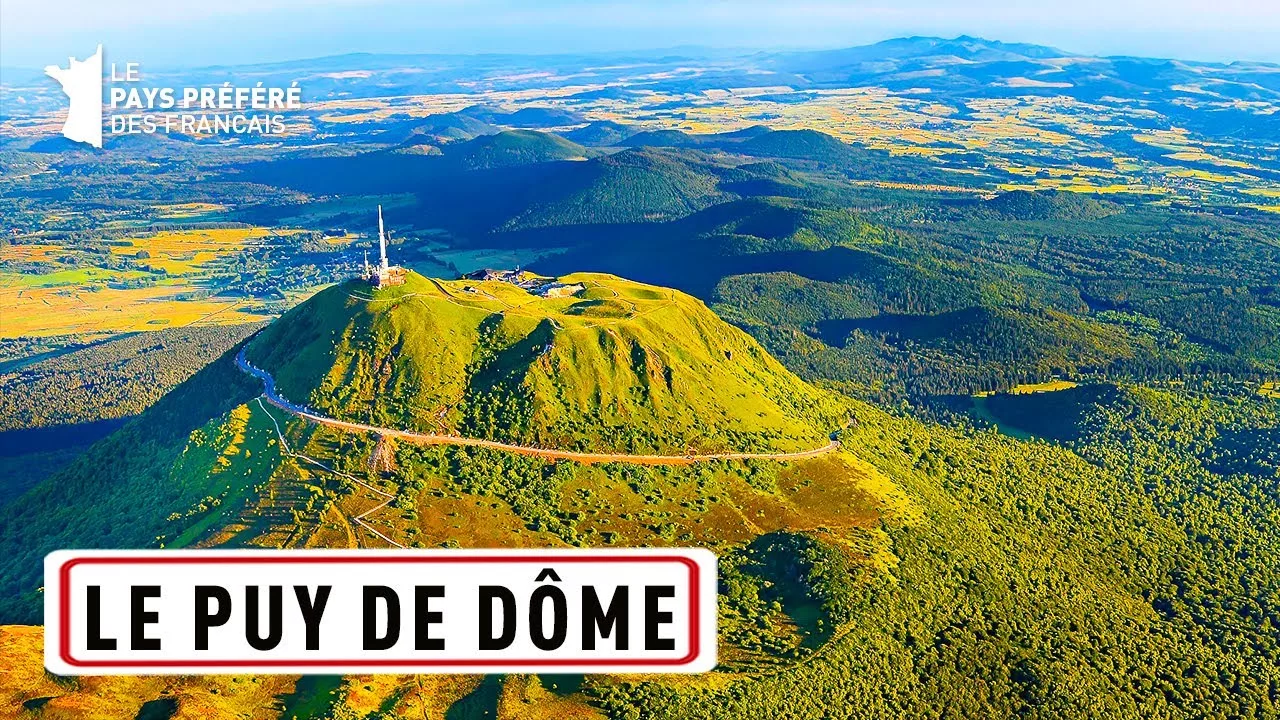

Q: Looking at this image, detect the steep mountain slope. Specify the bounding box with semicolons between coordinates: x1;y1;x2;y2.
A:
246;271;845;453
0;324;261;506
0;351;265;622
1;270;1278;718
240;136;732;233
560;120;640;146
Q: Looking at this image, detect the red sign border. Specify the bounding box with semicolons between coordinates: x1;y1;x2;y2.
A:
56;553;702;669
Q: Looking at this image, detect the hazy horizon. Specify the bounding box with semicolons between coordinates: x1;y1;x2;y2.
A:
3;0;1279;70
5;34;1280;75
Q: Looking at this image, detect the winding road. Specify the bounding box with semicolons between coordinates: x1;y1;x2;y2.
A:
236;347;840;466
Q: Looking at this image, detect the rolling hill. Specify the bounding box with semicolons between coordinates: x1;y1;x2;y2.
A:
442;129;593;170
767;35;1280;100
499;147;730;229
239;135;734;233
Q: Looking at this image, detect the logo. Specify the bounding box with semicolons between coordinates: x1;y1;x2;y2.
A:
43;45;300;148
44;45;103;148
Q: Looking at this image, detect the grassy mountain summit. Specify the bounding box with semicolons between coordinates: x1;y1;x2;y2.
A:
246;271;846;454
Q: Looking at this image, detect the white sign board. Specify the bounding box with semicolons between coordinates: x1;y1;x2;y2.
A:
45;549;716;675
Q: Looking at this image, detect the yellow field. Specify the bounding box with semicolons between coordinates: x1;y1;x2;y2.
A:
0;624;607;719
126;82;1266;204
1163;150;1253;169
0;227;315;338
0;243;66;263
1009;380;1079;394
0;282;270;338
849;180;995;196
1167;167;1240;184
975;380;1079;398
998;180;1158;194
0;228;299;338
1133;129;1198;152
10;70;1280;207
154;201;227;218
108;227;274;276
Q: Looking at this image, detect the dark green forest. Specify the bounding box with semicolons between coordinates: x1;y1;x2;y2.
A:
593;385;1280;719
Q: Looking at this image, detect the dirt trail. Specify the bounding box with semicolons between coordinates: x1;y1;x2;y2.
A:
237;347;840;467
255;397;404;548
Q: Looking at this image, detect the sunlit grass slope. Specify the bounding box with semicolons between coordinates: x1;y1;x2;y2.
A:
247;271;847;454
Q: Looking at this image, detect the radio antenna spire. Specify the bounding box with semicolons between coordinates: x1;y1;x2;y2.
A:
377;205;389;272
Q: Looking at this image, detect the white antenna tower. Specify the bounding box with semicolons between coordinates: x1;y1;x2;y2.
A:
377;205;389;272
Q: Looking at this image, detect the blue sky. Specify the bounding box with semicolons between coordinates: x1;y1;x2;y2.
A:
3;0;1279;68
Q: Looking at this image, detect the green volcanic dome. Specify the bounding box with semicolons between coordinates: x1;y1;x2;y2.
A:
245;271;846;454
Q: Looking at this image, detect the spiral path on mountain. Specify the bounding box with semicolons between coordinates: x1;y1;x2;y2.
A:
236;347;840;466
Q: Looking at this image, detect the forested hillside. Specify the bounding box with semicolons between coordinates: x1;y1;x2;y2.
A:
0;324;261;432
591;385;1280;719
3;350;1277;718
533;181;1280;402
0;325;261;505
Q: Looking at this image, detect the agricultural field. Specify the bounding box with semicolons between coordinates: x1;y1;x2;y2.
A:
0;283;267;338
108;227;283;276
216;82;1280;206
0;227;294;339
3;37;1278;352
154;202;229;220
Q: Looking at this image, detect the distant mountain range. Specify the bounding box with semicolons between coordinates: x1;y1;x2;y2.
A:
766;35;1280;102
4;35;1278;118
